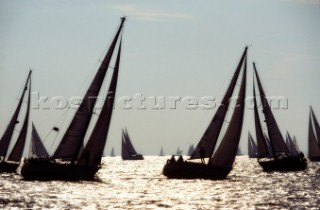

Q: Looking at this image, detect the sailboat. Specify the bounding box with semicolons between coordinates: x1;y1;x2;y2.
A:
110;147;115;157
308;106;320;161
163;47;247;179
0;70;32;172
176;147;183;155
187;144;194;156
248;131;258;158
121;128;144;160
285;132;299;156
252;62;307;171
159;147;165;156
20;17;126;180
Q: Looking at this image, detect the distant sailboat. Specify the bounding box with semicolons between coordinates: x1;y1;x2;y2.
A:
176;147;183;155
248;132;258;158
252;62;307;171
163;47;247;179
21;17;126;180
110;147;115;157
121;128;144;160
0;70;32;172
285;132;299;156
308;106;320;161
187;144;194;156
159;147;165;156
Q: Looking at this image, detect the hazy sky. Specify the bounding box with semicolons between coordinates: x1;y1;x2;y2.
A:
0;0;319;156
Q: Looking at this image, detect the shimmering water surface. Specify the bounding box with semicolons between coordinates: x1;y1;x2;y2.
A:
1;156;320;209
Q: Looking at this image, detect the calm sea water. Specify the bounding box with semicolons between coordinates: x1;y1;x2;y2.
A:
1;156;320;209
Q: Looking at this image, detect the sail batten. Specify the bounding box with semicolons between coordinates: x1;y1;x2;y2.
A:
54;18;126;160
190;47;248;160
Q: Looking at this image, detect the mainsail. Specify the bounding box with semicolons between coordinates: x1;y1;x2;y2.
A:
310;106;320;143
253;63;289;156
122;128;138;155
30;123;49;158
54;17;126;161
308;107;320;159
77;36;123;166
0;70;32;159
187;144;194;156
210;52;246;168
285;132;299;156
252;72;271;158
190;47;248;160
8;74;32;162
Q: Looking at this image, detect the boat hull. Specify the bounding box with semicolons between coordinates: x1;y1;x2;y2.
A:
122;154;144;160
162;161;231;180
20;159;100;181
308;156;320;161
258;156;307;172
0;161;19;173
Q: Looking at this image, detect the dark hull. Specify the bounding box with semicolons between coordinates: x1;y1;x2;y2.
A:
259;156;307;172
0;162;19;173
162;161;232;180
308;156;320;161
122;154;144;160
20;159;100;181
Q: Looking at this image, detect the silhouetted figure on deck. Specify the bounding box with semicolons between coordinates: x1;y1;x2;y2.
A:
299;152;306;162
200;147;205;164
178;155;183;163
169;155;176;163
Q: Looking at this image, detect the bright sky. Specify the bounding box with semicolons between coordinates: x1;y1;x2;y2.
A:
0;0;319;156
